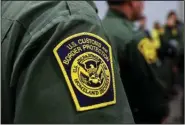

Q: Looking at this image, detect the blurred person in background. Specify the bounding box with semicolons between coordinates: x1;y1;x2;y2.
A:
151;21;175;99
162;11;184;54
161;10;184;94
151;21;164;49
102;0;171;123
138;15;150;38
158;10;184;124
168;11;184;29
152;11;184;92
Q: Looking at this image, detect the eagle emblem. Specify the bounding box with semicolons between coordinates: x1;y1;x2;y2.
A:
71;52;110;97
79;60;104;87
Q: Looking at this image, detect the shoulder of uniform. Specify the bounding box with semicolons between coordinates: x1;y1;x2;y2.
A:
66;1;99;23
2;1;71;36
132;30;147;41
2;1;102;54
3;1;99;36
103;18;130;38
27;1;99;35
66;1;97;15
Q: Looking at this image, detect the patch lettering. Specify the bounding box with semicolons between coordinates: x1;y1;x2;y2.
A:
53;32;116;111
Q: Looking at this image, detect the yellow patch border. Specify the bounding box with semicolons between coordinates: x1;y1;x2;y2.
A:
53;32;116;111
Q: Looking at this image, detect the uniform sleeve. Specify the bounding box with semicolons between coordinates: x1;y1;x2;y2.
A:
122;35;169;113
10;14;134;123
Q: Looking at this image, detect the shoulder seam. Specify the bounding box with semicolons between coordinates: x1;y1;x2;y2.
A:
2;17;33;39
30;14;66;40
65;1;72;15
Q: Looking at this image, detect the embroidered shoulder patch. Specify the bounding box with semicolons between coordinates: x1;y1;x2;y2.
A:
138;37;158;64
53;32;116;111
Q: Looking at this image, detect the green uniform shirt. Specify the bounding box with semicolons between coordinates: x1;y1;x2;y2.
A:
2;1;134;124
103;9;169;122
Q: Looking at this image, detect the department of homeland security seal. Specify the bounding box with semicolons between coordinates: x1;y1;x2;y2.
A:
72;52;110;98
53;32;116;111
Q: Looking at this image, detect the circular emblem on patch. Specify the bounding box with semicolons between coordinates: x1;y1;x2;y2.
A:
71;52;110;97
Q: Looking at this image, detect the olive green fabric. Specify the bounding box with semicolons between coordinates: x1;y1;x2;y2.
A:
1;1;134;124
103;8;169;123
